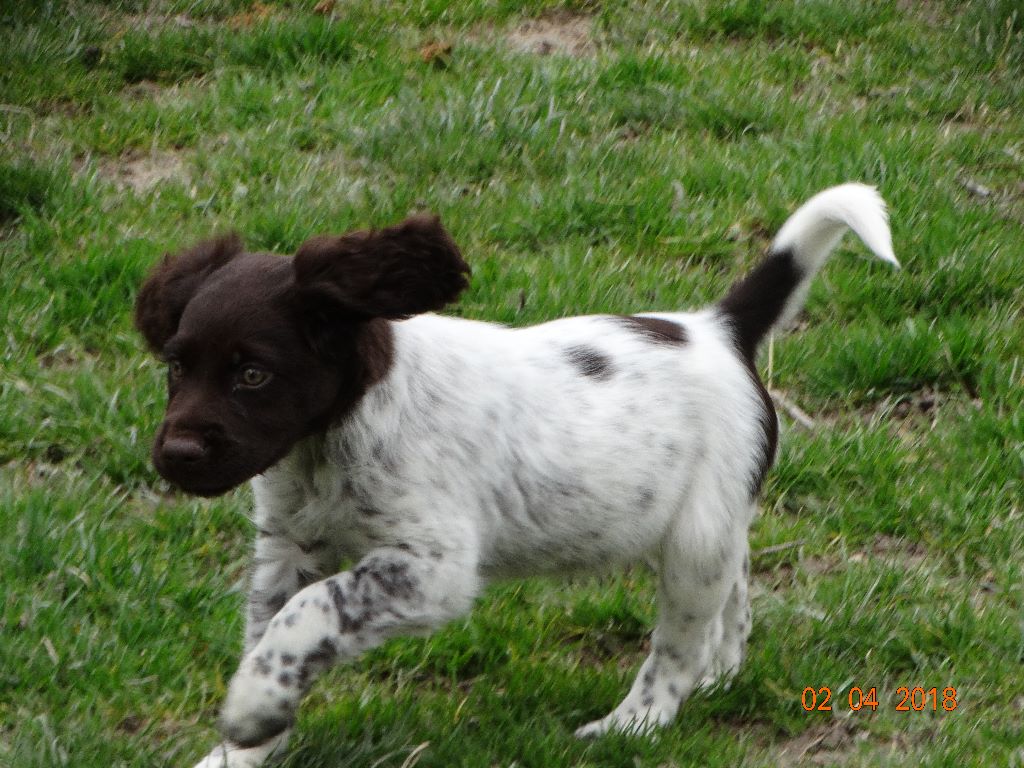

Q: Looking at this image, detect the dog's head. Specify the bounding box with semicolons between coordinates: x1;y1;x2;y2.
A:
134;215;469;496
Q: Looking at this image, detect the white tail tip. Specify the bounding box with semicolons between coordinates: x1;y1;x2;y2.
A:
773;183;899;270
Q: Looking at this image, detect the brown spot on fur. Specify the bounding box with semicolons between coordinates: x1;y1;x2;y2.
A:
325;578;354;633
298;637;338;688
254;654;273;676
352;558;418;601
564;345;613;380
615;315;688;346
637;487;655;510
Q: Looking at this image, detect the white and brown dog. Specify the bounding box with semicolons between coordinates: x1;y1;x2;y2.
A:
134;184;897;767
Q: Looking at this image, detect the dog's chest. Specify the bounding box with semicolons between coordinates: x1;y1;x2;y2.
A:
252;448;421;562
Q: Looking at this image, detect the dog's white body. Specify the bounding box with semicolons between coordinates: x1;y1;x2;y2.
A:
194;185;896;767
264;308;762;577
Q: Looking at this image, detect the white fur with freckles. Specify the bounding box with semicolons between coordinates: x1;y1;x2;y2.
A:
193;184;896;766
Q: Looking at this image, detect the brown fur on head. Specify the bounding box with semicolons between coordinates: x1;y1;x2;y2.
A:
134;215;470;496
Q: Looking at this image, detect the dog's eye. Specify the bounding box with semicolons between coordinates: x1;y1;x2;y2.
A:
168;359;184;381
238;366;270;389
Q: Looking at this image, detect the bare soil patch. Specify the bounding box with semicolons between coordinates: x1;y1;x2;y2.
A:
755;534;933;589
97;149;190;194
849;533;929;570
505;12;598;57
773;385;983;438
771;718;934;766
774;718;864;765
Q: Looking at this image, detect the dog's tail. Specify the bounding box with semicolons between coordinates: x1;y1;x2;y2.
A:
716;183;898;362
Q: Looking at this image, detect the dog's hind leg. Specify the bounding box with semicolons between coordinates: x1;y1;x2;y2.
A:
575;493;749;738
698;541;751;691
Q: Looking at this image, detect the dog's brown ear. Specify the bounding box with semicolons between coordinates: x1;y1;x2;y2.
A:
134;234;244;353
292;215;470;319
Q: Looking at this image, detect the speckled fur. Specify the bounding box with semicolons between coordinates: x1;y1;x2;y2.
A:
174;185;896;767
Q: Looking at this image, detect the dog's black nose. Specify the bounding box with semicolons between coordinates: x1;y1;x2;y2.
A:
161;435;207;465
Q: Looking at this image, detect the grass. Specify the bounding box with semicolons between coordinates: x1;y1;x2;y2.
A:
1;0;1022;766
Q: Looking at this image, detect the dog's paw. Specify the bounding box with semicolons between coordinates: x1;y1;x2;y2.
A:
573;704;672;739
697;641;743;691
219;656;299;749
192;731;289;768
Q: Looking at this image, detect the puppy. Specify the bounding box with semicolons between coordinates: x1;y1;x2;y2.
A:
134;184;897;768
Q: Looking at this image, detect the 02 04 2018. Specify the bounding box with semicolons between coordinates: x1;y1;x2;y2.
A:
801;686;959;712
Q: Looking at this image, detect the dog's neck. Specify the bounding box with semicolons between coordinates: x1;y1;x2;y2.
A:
311;317;395;431
252;319;405;511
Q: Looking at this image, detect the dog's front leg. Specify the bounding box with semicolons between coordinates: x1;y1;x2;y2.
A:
243;532;329;654
189;535;329;768
217;546;479;756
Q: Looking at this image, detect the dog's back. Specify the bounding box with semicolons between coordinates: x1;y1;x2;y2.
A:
319;308;762;578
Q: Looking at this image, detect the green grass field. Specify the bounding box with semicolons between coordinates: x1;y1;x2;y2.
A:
2;1;1022;766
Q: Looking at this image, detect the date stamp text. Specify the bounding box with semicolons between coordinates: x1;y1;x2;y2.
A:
802;686;958;712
